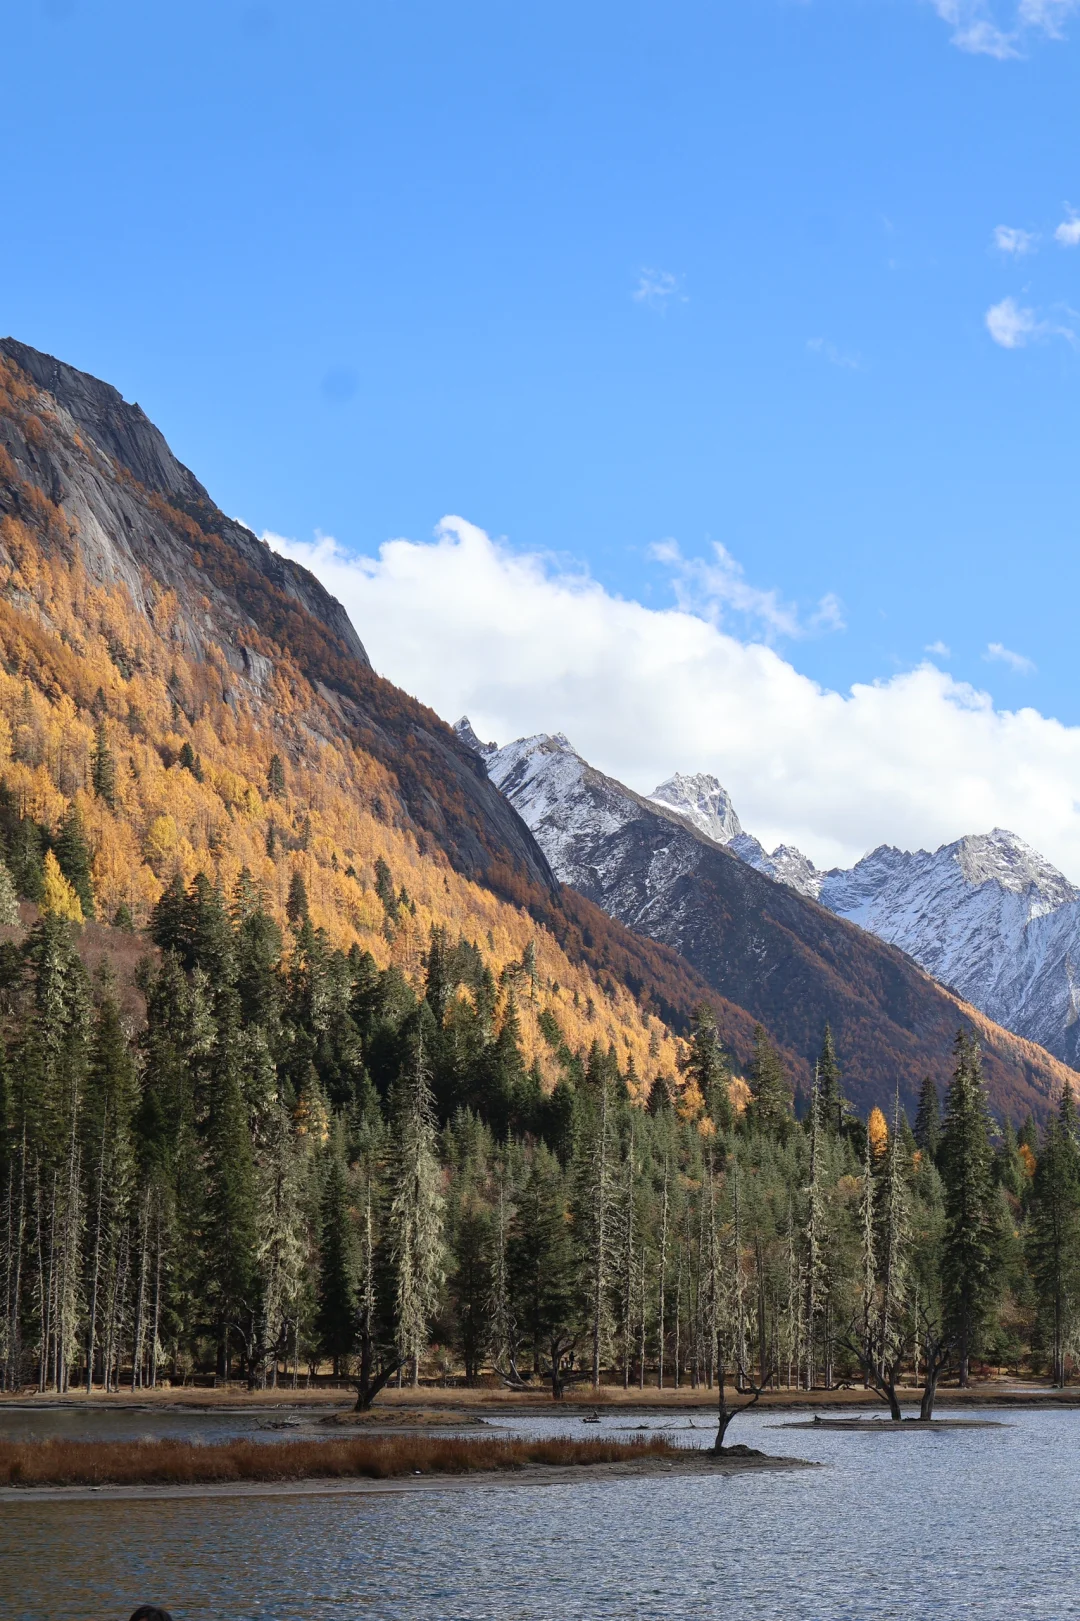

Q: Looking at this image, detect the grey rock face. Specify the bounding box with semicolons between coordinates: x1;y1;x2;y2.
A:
0;337;370;671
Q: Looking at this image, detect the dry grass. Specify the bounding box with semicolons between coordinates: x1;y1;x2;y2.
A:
0;1432;683;1488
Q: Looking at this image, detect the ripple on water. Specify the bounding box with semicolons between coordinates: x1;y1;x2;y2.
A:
4;1407;1080;1620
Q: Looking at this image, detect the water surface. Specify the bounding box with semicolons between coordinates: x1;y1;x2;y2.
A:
4;1406;1078;1620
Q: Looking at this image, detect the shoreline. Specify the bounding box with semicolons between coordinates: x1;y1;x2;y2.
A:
2;1384;1077;1416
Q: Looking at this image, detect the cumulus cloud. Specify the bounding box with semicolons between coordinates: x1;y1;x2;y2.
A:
993;225;1038;255
986;297;1038;347
986;641;1036;674
267;518;1080;879
985;296;1075;348
1055;209;1080;246
925;640;952;657
931;0;1079;55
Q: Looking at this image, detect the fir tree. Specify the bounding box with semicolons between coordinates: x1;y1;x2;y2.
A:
91;721;117;809
685;1006;733;1133
914;1074;942;1160
54;806;95;919
387;1033;444;1383
1028;1087;1080;1386
286;870;309;927
939;1031;1000;1385
315;1125;357;1376
817;1024;844;1135
267;752;287;798
746;1026;791;1138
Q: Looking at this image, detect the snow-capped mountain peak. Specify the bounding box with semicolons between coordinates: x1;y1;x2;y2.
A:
648;772;743;845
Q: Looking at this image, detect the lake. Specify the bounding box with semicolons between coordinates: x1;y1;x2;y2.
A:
3;1405;1079;1620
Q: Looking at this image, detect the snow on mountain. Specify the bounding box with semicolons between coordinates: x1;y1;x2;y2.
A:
646;772;824;899
648;773;743;845
818;830;1080;1067
460;718;1080;1070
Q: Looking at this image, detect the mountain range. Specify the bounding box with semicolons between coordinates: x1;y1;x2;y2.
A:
461;724;1076;1121
0;334;1073;1123
642;763;1080;1071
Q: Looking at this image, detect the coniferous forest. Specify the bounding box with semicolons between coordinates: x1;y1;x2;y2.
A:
3;859;1078;1409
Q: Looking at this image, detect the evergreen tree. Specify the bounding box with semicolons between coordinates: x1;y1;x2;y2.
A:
1028;1087;1080;1385
286;870;309;927
91;722;117;809
387;1033;444;1383
267;752;287;798
914;1075;942;1160
200;989;258;1377
53;806;95;919
685;1006;733;1133
817;1024;844;1135
746;1026;791;1138
939;1031;1001;1385
315;1125;357;1376
508;1143;579;1396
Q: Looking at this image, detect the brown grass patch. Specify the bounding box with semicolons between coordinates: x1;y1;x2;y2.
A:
0;1432;683;1488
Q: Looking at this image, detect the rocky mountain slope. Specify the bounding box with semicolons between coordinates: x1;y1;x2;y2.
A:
0;338;752;1086
651;761;1080;1069
466;725;1078;1119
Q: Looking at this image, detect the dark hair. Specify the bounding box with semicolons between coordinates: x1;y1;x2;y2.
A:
129;1609;173;1621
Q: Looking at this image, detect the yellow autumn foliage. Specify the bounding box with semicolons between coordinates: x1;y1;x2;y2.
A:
41;848;83;923
867;1105;889;1161
0;509;685;1097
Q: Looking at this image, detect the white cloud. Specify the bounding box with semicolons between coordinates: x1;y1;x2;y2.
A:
646;538;844;641
931;0;1079;55
807;337;862;370
1054;209;1080;246
632;268;684;310
926;640;952;657
985;296;1075;348
266;518;1080;878
986;641;1036;674
993;225;1038;255
986;296;1038;347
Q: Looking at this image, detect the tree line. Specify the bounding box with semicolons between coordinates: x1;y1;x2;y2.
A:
2;866;1079;1413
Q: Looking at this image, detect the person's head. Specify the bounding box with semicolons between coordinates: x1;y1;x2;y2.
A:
129;1608;173;1621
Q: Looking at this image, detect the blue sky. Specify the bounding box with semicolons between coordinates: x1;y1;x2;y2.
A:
6;0;1080;868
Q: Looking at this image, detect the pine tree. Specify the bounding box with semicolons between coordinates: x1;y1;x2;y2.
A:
53;807;95;919
200;988;258;1378
939;1031;1000;1385
267;752;287;798
387;1033;444;1383
685;1006;733;1133
817;1024;844;1135
1028;1087;1080;1386
91;722;117;809
286;870;309;927
914;1075;942;1160
315;1125;357;1376
508;1144;579;1396
746;1026;791;1138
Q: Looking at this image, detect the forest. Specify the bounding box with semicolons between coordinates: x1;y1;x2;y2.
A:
2;856;1078;1411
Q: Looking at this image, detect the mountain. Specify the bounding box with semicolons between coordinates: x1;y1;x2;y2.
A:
469;726;1078;1120
818;830;1080;1068
650;756;1080;1070
0;337;753;1086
